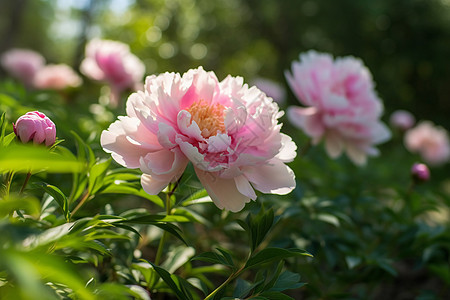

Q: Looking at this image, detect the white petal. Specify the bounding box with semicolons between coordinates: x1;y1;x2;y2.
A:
195;169;251;212
276;133;297;162
324;133;343;158
243;159;296;195
234;175;257;200
141;174;171;195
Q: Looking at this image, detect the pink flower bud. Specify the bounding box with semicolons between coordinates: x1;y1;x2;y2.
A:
390;110;415;131
411;163;430;182
13;111;56;147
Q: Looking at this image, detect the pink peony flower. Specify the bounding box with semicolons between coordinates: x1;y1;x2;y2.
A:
390;110;415;131
251;78;286;105
13;111;56;147
1;48;45;87
101;67;296;212
404;121;450;165
411;163;430;182
80;39;145;103
33;64;82;90
285;50;391;165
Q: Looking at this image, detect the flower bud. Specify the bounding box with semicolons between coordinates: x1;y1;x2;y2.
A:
13;111;56;147
411;163;430;182
390;110;415;131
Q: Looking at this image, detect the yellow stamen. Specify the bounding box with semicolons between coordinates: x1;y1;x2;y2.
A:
187;100;225;138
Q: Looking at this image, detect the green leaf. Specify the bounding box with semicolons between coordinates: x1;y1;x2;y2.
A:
0;194;40;217
88;159;111;194
0;144;82;173
38;183;70;221
148;262;194;300
161;246;196;273
191;249;235;268
2;132;16;147
241;207;275;252
258;291;293;300
181;189;212;206
100;184;164;207
268;271;305;292
245;248;312;270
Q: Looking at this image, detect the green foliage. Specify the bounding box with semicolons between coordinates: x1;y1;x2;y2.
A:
1;1;450;299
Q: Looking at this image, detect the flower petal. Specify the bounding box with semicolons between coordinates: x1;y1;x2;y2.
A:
195;169;251;212
243;159;296;195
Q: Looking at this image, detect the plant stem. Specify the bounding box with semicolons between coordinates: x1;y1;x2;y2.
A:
70;190;90;219
204;265;246;300
4;171;14;197
19;171;32;195
154;184;174;265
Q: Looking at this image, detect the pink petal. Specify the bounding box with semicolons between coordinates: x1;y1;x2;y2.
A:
101;117;161;168
141;174;172;195
243;159;296;195
195;169;251;212
177;110;204;141
287;106;325;138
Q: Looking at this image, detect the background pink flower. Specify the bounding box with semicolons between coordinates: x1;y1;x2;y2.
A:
80;39;145;101
33;64;82;90
101;67;296;212
1;48;45;87
250;77;286;105
285;50;391;165
13;111;56;147
390;110;415;131
404;121;450;165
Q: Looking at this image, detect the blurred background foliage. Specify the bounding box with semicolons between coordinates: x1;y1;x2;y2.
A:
1;0;450;299
1;0;450;125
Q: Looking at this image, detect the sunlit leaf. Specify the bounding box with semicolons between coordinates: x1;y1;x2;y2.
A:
0;144;82;173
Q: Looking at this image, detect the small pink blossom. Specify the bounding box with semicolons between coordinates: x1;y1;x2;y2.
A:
1;48;45;87
13;111;56;147
411;163;430;182
251;78;286;105
80;39;145;104
285;50;390;165
33;64;82;90
404;121;450;165
101;67;296;212
390;110;415;131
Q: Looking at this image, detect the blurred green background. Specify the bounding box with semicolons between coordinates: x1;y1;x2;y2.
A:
1;0;449;127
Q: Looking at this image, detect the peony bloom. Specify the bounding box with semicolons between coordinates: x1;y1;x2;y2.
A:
251;78;286;105
411;163;430;182
80;39;145;105
1;48;45;87
285;50;391;165
13;111;56;147
390;110;415;131
404;121;450;165
33;64;82;90
101;67;296;212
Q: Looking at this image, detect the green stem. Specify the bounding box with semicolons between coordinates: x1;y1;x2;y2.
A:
19;171;32;195
4;171;14;197
154;186;173;265
204;265;246;300
70;190;90;220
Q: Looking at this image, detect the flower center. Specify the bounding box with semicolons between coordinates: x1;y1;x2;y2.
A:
187;100;225;138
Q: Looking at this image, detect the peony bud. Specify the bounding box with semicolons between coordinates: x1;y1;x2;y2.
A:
13;111;56;147
390;110;415;131
411;163;430;182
